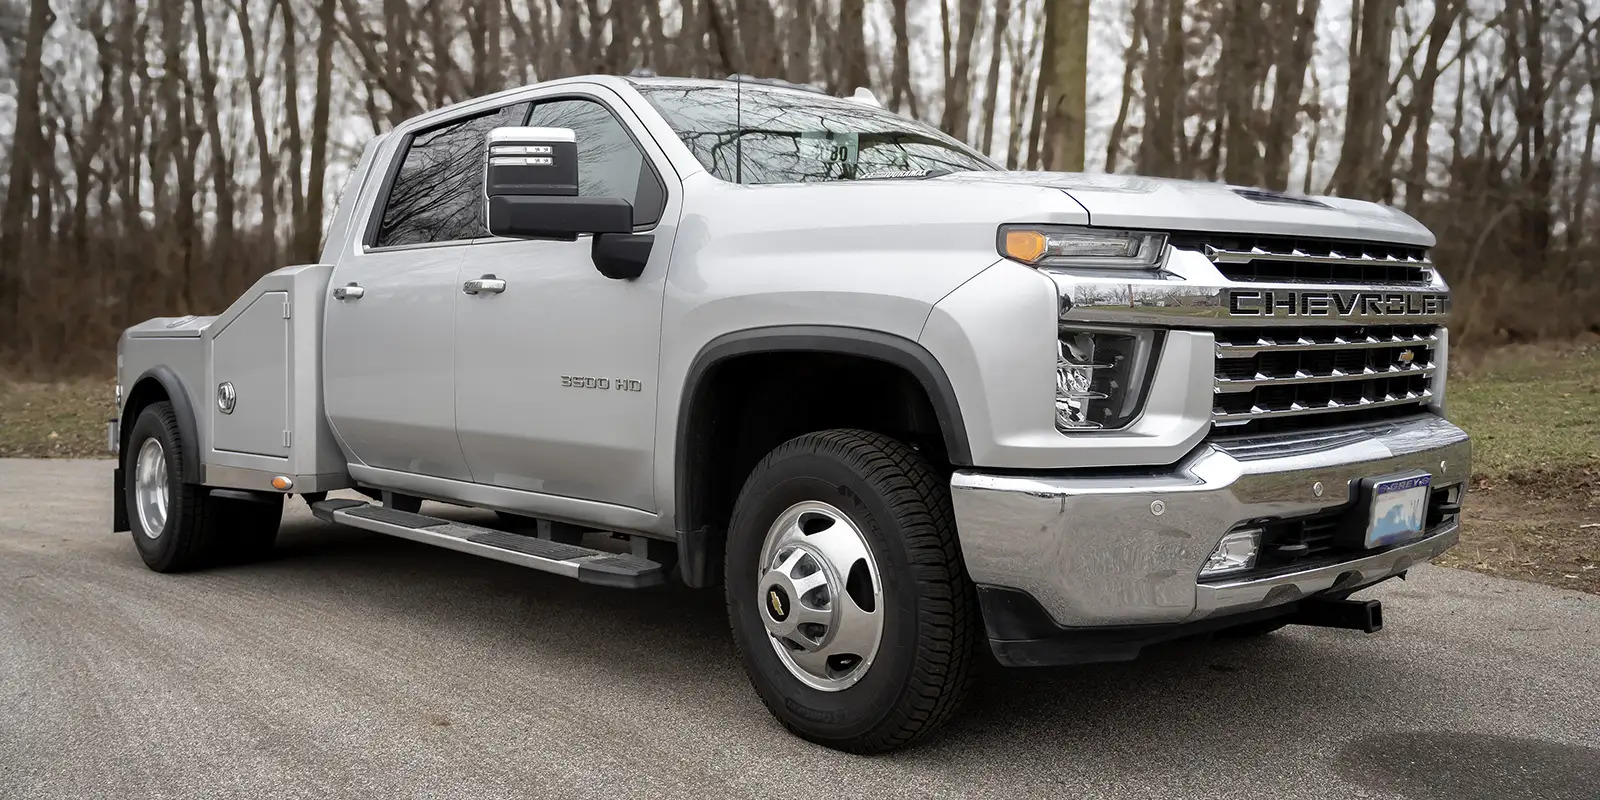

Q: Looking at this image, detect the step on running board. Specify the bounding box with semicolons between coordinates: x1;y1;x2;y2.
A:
310;499;666;588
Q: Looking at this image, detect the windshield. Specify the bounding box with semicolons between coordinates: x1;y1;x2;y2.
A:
634;82;999;185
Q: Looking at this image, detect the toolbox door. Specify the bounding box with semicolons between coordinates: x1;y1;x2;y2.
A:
212;292;291;458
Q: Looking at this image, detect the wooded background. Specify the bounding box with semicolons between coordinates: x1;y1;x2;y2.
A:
1;0;1596;377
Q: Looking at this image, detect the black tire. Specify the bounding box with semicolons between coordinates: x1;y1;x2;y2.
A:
1218;618;1293;638
215;495;284;562
124;401;220;572
725;429;979;754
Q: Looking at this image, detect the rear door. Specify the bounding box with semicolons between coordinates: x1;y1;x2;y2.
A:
453;90;676;510
323;103;529;481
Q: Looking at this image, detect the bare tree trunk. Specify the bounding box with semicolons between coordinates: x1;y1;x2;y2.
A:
236;0;279;252
1138;0;1186;176
1330;0;1399;198
1218;0;1271;186
1026;29;1049;170
939;0;952;114
300;0;338;261
179;62;205;307
976;0;1013;155
502;0;537;82
834;0;870;93
1105;0;1146;173
1568;52;1599;250
341;0;423;124
0;0;55;273
785;0;814;84
1303;70;1323;193
1039;0;1089;170
888;0;919;117
1382;0;1465;208
75;15;119;270
1516;0;1557;263
278;0;305;268
1262;0;1321;190
1004;9;1040;169
940;0;983;139
607;0;636;73
190;0;236;301
704;0;740;74
465;0;502;94
152;0;198;309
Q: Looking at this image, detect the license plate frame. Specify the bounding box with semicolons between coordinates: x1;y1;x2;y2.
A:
1363;472;1432;548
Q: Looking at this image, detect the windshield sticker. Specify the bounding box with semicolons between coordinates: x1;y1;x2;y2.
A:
800;131;860;167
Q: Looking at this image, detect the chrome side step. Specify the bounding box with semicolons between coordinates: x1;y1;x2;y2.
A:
310;499;667;588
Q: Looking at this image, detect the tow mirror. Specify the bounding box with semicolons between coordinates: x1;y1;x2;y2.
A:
483;126;652;280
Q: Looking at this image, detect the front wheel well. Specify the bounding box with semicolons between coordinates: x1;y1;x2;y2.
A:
676;347;960;585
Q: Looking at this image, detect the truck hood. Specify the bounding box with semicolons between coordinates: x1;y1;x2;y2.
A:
940;171;1436;248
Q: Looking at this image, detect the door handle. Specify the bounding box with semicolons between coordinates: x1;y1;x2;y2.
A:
462;274;507;295
332;283;364;301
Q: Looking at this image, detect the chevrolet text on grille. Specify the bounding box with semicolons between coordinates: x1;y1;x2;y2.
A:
1227;289;1450;318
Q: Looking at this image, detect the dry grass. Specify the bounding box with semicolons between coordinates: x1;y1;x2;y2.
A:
1437;339;1600;592
0;377;116;458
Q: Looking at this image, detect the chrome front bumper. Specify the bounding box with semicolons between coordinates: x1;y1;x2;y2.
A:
951;413;1470;628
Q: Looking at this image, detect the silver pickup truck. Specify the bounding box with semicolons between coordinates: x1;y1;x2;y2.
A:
112;75;1470;753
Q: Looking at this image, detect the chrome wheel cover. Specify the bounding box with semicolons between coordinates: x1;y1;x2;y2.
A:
757;500;884;692
133;438;170;538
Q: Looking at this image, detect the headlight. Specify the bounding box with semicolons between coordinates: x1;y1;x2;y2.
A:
1056;327;1159;431
1000;225;1168;269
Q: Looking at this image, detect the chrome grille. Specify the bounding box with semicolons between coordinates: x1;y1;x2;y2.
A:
1166;233;1433;285
1212;325;1438;429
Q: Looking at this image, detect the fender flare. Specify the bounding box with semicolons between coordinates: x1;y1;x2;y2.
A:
121;365;204;484
672;326;971;585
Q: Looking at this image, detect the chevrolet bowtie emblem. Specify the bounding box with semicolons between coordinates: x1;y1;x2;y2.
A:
1397;349;1415;364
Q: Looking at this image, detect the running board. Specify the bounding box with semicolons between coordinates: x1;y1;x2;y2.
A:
310;499;667;588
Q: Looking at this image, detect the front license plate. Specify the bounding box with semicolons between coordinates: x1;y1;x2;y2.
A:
1365;474;1432;548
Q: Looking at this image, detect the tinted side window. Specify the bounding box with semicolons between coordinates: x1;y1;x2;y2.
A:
375;103;529;247
524;99;664;226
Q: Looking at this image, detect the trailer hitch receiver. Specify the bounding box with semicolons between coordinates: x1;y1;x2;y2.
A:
1291;597;1383;633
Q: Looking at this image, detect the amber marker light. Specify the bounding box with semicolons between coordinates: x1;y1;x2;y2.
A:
1003;229;1049;264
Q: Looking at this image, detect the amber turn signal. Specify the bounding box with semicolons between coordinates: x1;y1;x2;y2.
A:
1003;229;1048;264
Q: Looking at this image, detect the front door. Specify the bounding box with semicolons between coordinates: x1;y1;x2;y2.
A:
454;93;676;511
324;103;529;481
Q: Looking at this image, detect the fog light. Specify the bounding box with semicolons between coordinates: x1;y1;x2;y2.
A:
1200;529;1261;578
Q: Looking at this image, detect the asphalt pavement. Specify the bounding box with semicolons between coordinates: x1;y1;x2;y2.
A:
2;458;1597;799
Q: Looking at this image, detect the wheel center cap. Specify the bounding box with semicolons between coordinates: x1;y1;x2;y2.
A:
766;586;791;623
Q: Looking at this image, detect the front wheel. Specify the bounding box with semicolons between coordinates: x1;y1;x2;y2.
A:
725;429;979;753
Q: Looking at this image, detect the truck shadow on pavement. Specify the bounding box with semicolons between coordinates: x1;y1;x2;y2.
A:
252;512;1596;796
